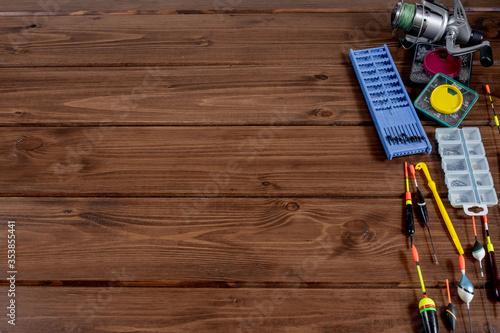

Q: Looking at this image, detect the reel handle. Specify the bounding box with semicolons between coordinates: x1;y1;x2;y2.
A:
446;34;493;68
480;44;494;67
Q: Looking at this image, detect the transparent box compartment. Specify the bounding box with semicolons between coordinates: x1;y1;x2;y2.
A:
439;142;465;156
449;189;477;206
436;128;461;142
445;172;472;188
469;157;489;171
479;188;498;205
442;157;468;172
474;172;494;187
465;142;485;156
462;127;481;141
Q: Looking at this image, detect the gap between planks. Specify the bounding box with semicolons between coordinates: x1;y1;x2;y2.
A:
0;280;490;289
0;8;499;17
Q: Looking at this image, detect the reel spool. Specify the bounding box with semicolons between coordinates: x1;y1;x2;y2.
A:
392;1;448;45
391;0;493;67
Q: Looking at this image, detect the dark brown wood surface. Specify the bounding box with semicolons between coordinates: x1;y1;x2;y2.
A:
0;286;495;333
0;197;498;285
1;65;500;126
0;13;498;67
0;126;500;197
1;0;498;14
1;0;500;332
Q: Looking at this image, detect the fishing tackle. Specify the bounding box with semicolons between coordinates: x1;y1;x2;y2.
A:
415;162;464;255
445;279;456;333
405;162;415;245
482;215;500;301
412;245;439;333
471;217;492;332
391;0;493;66
485;85;500;135
410;164;438;264
457;254;474;332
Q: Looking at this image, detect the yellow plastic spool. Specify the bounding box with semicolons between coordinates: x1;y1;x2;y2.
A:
430;84;463;114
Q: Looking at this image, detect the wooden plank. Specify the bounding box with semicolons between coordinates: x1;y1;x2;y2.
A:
2;126;500;197
0;197;499;283
0;12;393;67
0;12;498;67
1;65;500;126
0;125;487;196
0;65;374;126
0;0;496;14
1;286;498;332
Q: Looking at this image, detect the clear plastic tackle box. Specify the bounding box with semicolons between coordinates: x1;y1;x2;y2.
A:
436;127;497;216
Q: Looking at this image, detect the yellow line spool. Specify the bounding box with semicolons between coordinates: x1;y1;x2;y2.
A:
430;85;463;114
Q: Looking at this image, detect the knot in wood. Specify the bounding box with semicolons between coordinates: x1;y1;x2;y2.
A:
16;137;43;152
285;202;299;211
346;219;368;237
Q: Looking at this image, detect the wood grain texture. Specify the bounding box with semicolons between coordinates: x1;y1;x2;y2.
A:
1;1;499;332
0;0;497;14
1;65;500;126
4;126;500;196
0;286;498;333
0;13;498;67
0;197;499;284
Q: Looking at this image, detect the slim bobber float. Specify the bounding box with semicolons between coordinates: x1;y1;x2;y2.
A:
412;244;438;333
445;279;456;333
483;215;500;301
485;85;500;135
404;162;415;245
470;216;492;332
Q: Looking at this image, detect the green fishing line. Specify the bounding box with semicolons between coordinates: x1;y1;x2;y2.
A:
398;3;416;31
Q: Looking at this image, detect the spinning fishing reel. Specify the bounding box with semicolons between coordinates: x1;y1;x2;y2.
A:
391;0;494;67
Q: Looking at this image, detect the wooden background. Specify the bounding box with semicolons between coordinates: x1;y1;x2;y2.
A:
0;0;500;332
